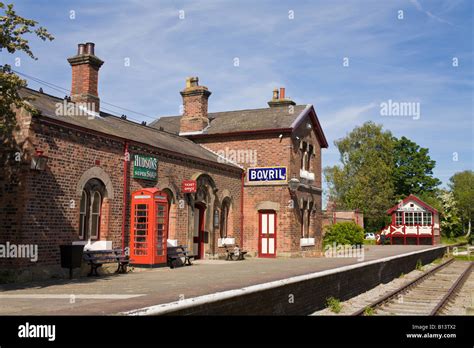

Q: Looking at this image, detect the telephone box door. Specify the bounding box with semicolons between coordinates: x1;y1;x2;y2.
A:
155;201;168;264
130;188;168;266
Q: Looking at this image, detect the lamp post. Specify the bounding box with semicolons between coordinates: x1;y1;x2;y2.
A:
288;177;300;193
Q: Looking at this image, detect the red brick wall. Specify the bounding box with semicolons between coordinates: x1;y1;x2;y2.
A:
193;112;324;257
1;113;241;274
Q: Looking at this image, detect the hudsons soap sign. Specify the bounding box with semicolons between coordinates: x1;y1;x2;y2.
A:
133;154;158;180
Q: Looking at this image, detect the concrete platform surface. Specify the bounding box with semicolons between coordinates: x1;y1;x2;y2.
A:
0;245;437;315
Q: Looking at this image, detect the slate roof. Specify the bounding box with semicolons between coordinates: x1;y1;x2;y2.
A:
150;105;308;135
150;104;328;148
19;88;240;168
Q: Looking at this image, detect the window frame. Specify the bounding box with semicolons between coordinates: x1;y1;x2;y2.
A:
79;190;88;240
90;190;101;240
220;200;230;239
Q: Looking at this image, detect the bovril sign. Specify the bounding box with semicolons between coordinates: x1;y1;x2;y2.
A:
247;166;287;184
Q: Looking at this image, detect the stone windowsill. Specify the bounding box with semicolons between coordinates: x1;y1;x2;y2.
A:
300;238;315;247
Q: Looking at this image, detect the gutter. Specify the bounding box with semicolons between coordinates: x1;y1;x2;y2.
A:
122;141;129;252
241;171;245;249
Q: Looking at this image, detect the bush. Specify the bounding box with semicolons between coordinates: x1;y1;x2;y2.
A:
323;222;365;247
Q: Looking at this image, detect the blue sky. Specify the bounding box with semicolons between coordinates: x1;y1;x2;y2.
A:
2;0;473;194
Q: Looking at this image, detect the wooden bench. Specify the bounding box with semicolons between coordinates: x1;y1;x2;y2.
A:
167;245;195;268
223;244;247;261
83;249;132;276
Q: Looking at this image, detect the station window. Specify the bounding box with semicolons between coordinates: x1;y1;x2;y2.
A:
414;212;422;225
220;199;230;238
90;191;101;239
300;142;314;172
423;212;432;225
301;201;311;238
79;191;88;239
78;178;104;240
405;212;414;225
395;211;403;225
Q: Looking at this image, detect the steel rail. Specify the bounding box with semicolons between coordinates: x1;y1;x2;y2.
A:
430;261;473;315
352;258;455;316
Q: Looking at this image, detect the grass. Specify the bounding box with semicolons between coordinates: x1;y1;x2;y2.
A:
432;257;443;264
454;255;472;261
399;272;405;278
441;235;468;245
364;306;375;316
326;297;342;313
363;239;376;245
416;259;424;271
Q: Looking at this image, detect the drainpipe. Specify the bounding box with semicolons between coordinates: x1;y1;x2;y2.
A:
122;141;129;252
240;171;245;249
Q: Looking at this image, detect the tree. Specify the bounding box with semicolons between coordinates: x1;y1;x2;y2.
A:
0;2;53;181
392;136;441;198
324;122;395;231
439;190;463;238
449;170;474;237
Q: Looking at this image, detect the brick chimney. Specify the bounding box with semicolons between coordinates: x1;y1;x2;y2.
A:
67;42;104;113
268;87;296;107
179;77;211;133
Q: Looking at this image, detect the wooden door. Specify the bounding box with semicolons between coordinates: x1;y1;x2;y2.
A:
259;211;276;258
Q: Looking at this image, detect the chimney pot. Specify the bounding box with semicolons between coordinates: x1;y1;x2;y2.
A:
268;87;295;107
85;42;95;55
280;87;285;100
78;43;86;55
272;88;279;100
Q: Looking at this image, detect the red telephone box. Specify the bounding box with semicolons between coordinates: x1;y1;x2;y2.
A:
130;188;168;266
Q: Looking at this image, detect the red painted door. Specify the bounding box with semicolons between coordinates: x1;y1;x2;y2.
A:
155;201;168;264
193;204;205;259
259;211;276;258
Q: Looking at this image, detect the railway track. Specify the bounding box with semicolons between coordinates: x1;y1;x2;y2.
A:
352;259;473;316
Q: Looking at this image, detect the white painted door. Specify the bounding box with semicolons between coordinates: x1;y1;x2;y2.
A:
259;212;276;257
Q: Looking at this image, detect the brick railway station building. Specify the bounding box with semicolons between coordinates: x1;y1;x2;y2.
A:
1;43;328;280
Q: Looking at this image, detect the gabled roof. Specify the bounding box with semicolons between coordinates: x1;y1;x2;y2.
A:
150;104;329;148
19;88;241;170
387;194;438;214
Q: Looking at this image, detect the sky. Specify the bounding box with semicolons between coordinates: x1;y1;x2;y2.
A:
2;0;473;195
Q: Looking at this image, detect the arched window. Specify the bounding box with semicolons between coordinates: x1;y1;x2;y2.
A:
79;190;88;239
220;199;231;238
90;191;101;239
78;178;105;240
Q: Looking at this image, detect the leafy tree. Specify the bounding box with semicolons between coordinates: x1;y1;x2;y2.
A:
324;122;395;231
438;190;463;238
323;222;364;247
392;136;441;198
0;2;53;181
0;2;53;58
449;170;474;237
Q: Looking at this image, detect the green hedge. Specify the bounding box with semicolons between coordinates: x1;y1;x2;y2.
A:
323;222;365;247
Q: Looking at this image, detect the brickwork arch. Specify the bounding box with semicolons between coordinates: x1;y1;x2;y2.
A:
76;166;115;199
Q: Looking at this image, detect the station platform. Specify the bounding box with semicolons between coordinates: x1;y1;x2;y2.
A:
0;245;445;315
